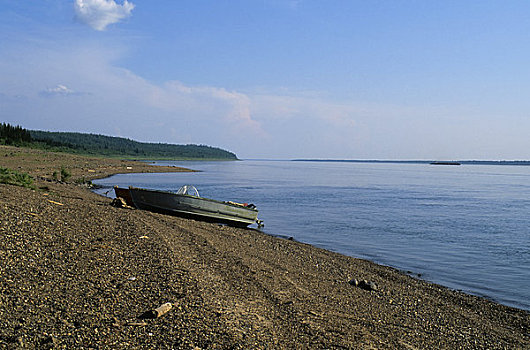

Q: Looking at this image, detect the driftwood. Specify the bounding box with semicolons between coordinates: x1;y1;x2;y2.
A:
139;302;173;319
111;197;134;209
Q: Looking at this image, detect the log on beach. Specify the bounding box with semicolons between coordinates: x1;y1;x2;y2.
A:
0;145;528;349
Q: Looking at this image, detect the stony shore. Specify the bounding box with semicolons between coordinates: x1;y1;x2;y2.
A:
0;146;528;349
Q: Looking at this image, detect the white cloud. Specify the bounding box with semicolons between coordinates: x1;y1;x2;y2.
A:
250;93;359;128
0;41;425;158
149;82;263;134
74;0;135;31
41;84;77;96
4;39;529;159
0;43;267;152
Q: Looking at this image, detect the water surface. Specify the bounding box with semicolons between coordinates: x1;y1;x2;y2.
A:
94;161;530;310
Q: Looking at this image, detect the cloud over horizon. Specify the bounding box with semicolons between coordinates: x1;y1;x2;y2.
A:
0;42;269;154
74;0;135;31
40;84;77;97
1;39;510;159
1;33;529;159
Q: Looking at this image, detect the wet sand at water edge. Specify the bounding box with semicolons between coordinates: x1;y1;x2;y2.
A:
0;145;528;349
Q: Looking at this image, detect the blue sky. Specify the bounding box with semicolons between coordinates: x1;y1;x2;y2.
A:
1;0;529;159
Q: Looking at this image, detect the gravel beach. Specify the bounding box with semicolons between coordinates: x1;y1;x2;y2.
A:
1;146;528;349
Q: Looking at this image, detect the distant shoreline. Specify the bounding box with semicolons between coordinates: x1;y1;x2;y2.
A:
292;159;530;166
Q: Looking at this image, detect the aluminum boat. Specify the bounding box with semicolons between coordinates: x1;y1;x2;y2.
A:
126;185;261;227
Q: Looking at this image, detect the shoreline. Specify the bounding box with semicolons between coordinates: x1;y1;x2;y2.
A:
1;146;529;348
97;158;529;312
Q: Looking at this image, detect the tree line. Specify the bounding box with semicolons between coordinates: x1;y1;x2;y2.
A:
0;123;32;144
0;123;238;160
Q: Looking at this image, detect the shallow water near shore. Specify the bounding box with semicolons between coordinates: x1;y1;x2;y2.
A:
93;160;530;311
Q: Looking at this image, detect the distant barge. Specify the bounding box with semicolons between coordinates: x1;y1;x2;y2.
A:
430;161;461;166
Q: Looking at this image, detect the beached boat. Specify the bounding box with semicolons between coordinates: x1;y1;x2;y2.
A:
127;185;261;228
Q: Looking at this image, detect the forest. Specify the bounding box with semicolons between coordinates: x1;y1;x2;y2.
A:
0;123;32;144
1;123;238;160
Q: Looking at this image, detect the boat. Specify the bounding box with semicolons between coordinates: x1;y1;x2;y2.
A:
127;185;261;228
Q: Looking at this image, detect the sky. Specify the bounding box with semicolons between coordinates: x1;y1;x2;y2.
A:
1;0;529;160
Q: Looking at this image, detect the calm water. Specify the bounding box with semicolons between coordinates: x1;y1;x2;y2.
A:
93;161;530;311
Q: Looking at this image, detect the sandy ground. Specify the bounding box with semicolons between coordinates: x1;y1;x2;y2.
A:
0;146;194;182
0;145;528;349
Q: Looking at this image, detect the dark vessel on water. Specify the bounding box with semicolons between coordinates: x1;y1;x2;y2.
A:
430;161;461;166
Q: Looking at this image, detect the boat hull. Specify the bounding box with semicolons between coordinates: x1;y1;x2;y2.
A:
114;186;135;207
128;187;258;227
